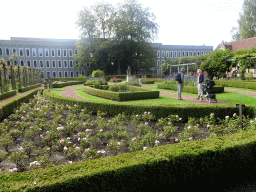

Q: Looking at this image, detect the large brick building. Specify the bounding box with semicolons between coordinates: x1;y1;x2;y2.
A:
0;37;213;77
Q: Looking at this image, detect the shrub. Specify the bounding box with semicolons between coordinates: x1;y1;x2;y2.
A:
92;69;105;78
109;85;119;92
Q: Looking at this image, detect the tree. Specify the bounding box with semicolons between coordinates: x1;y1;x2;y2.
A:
75;0;158;75
231;0;256;41
200;49;234;79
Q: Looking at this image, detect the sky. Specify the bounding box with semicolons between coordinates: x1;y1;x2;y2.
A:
0;0;245;50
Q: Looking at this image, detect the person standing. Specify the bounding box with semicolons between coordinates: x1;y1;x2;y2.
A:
177;68;185;100
197;69;204;100
139;78;142;87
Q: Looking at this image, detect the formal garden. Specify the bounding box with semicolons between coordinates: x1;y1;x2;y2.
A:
1;68;256;191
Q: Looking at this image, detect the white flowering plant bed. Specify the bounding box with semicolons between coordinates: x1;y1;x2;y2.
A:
0;92;255;174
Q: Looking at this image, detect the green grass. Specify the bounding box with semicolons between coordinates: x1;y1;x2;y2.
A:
55;84;256;106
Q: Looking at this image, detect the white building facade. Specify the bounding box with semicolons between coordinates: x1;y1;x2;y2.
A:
0;37;213;77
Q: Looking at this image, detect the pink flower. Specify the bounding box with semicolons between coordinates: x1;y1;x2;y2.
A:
143;147;147;150
233;113;236;117
75;147;80;150
63;146;68;150
187;126;191;129
136;114;139;117
8;169;13;173
144;112;147;114
132;137;136;141
47;148;50;151
207;124;210;128
117;142;120;145
145;122;148;125
68;161;72;164
60;139;65;143
18;147;23;151
83;138;87;141
189;137;193;141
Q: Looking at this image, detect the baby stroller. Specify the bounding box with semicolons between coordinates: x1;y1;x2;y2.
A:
200;79;217;103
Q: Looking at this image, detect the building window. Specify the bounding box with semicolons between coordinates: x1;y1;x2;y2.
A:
0;48;2;56
58;60;62;68
69;49;73;57
76;71;79;77
166;51;169;58
33;60;37;68
12;48;16;54
19;48;23;56
52;61;56;68
14;60;17;65
74;49;78;55
63;60;68;68
161;61;164;64
186;52;189;57
53;71;56;78
57;49;61;57
46;60;50;68
201;51;204;55
162;51;165;58
20;60;24;66
157;60;160;67
70;71;74;77
40;60;44;68
45;49;49;57
6;48;10;56
194;51;196;56
59;71;62;77
87;63;90;68
182;51;185;57
46;71;50;78
174;51;177;58
63;49;67;57
198;52;200;55
157;51;160;58
178;51;181;58
190;51;193;56
7;60;10;66
27;60;31;67
26;48;30;57
170;51;173;58
38;48;43;57
69;60;73;68
51;49;55;57
64;71;68;77
32;48;37;57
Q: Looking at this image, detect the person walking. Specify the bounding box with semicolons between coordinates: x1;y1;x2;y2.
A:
177;68;185;100
197;69;204;100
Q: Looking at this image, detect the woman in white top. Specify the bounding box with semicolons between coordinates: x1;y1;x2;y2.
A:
197;69;204;100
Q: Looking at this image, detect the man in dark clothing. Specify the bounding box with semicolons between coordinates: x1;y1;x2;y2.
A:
177;68;185;100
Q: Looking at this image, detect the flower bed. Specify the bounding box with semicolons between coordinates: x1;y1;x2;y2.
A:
0;92;254;176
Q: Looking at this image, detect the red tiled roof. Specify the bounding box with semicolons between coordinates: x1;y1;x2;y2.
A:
224;37;256;51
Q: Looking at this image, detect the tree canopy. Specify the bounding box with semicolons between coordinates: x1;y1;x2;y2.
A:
75;0;158;75
231;0;256;41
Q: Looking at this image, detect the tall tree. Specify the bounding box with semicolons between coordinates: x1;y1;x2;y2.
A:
75;0;158;75
231;0;256;41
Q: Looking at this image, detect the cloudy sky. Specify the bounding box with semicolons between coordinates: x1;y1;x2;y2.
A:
0;0;244;49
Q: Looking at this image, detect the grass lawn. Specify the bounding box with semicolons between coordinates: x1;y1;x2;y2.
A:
72;85;256;106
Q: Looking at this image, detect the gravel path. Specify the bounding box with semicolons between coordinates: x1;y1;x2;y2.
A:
61;85;88;100
225;88;256;97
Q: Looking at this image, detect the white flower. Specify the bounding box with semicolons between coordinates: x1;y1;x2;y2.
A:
155;140;160;144
68;161;72;164
57;126;63;130
18;147;23;151
250;120;253;123
189;137;193;141
225;116;229;119
187;126;191;129
99;129;103;132
63;146;68;150
207;124;210;128
143;147;147;150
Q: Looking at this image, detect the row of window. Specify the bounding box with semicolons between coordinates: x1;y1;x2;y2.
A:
0;47;78;57
157;51;211;58
44;70;86;78
5;60;85;69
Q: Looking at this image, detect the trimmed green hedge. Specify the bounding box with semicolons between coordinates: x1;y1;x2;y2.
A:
49;77;87;82
83;85;159;101
52;81;84;88
2;128;256;191
0;89;40;121
18;84;42;93
0;90;16;100
215;79;256;89
156;83;224;94
43;89;255;121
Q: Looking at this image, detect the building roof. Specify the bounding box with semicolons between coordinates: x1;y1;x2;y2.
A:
217;37;256;51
